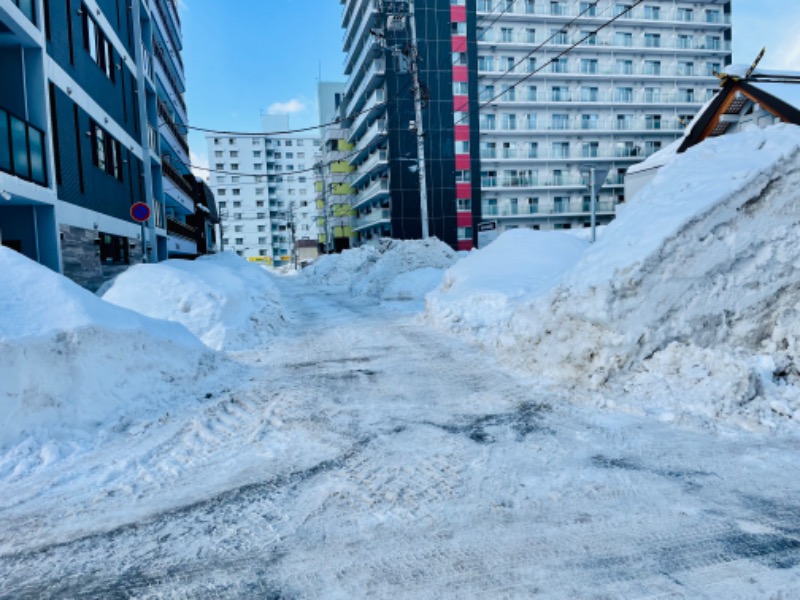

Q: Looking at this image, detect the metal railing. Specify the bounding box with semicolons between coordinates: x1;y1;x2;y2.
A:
161;159;194;197
166;215;197;241
0;106;47;186
157;99;189;155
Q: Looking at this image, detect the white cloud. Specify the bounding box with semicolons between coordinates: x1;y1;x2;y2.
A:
190;149;209;181
267;99;307;115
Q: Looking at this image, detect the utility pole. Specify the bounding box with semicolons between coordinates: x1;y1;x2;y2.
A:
317;161;331;254
407;1;430;239
288;202;298;269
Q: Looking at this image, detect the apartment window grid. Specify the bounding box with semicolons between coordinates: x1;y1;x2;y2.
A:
473;0;731;230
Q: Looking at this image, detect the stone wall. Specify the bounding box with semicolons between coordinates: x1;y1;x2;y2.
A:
59;225;144;292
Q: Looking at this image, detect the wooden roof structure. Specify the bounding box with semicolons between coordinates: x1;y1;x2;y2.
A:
677;64;800;153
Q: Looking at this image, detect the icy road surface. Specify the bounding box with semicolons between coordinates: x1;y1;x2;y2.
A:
2;278;800;599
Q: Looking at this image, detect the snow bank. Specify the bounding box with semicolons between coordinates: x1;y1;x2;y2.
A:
0;248;216;446
427;229;588;338
427;124;800;429
303;238;458;300
102;253;284;351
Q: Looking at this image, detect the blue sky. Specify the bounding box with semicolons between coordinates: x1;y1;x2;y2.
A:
181;1;800;172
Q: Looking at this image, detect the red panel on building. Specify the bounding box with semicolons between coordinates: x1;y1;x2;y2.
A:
451;36;467;52
454;123;470;141
451;5;467;21
455;154;471;170
456;182;472;198
457;212;473;227
458;240;474;251
452;66;468;82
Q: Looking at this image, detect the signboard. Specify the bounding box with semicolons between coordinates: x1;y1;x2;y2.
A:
247;257;273;265
130;202;151;223
477;220;500;249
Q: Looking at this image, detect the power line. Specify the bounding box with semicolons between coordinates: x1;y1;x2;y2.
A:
481;1;599;92
454;0;646;122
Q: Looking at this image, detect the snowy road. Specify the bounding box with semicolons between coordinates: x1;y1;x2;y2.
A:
2;278;800;598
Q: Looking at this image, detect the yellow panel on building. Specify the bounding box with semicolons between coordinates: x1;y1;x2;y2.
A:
331;183;353;195
314;181;323;192
248;257;273;265
337;139;354;151
332;204;354;218
331;161;356;174
318;233;327;244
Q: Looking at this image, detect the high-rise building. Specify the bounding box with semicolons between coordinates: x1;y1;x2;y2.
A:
339;0;732;249
0;0;207;290
314;81;357;253
341;0;462;248
467;0;732;233
207;115;320;267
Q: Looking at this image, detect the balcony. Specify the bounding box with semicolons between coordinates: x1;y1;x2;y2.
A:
351;148;388;187
353;177;389;211
354;208;391;232
0;105;47;186
157;99;189;157
166;214;198;241
153;41;187;103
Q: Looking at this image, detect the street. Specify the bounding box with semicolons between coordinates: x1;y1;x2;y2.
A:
1;278;799;598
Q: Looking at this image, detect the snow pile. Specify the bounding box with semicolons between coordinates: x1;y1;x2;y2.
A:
303;238;458;300
102;253;284;351
0;248;216;446
427;124;800;429
427;229;588;339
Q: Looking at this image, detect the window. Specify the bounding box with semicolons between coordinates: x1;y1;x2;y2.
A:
235;238;244;245
644;33;661;48
256;200;265;207
453;81;469;95
234;226;243;233
214;151;223;158
218;201;227;208
614;32;632;47
230;163;239;171
258;225;266;232
644;5;660;19
580;59;598;74
582;142;599;158
456;198;472;211
232;189;241;196
644;60;661;76
254;163;263;170
90;121;122;180
99;233;129;265
233;201;241;207
218;189;227;196
230;151;238;158
82;6;115;82
457;227;473;240
455;170;471;182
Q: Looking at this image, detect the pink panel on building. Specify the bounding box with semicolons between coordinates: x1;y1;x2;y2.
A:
451;5;467;21
458;240;474;251
456;183;472;199
454;124;470;141
455;154;471;170
457;212;473;227
452;66;468;82
451;36;467;52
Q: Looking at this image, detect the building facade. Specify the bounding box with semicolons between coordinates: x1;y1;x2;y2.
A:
0;0;204;291
341;0;461;249
468;0;732;234
208;115;320;267
338;0;732;249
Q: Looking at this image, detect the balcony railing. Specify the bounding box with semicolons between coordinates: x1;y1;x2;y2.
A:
153;0;184;71
166;215;198;241
153;42;187;112
161;159;194;198
157;99;189;156
0;106;47;186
